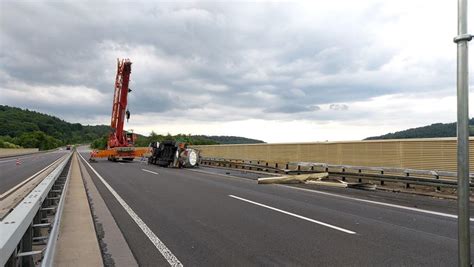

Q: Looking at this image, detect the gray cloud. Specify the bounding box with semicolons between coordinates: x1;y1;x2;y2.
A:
329;104;349;111
264;104;320;114
0;1;459;128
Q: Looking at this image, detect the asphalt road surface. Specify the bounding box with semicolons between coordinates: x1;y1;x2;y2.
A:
78;151;474;266
0;150;69;194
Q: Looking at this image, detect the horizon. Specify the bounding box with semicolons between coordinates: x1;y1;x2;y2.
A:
3;104;467;144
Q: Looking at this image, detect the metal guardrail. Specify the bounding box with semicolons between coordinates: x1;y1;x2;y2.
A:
0;153;72;266
200;157;474;189
41;154;73;267
0;148;62;160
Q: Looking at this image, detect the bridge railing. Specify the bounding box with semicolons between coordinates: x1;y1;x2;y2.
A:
0;153;72;266
200;157;474;190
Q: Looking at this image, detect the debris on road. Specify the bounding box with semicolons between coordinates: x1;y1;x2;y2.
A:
305;178;348;188
257;172;330;184
257;172;378;190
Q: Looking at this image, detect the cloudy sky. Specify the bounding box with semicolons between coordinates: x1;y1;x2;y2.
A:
1;0;473;142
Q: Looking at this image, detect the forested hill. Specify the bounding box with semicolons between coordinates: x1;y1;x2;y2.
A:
0;105;110;149
365;119;474;140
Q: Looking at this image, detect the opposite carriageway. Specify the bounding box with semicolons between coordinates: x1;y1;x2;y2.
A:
0;150;68;195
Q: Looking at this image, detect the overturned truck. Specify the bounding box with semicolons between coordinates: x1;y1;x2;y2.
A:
148;141;200;168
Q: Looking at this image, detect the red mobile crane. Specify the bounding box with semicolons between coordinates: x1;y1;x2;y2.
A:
90;59;149;161
109;58;134;149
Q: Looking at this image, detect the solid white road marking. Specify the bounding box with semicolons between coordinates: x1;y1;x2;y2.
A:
229;194;356;234
142;169;159;175
78;153;182;266
188;167;473;222
281;185;474;222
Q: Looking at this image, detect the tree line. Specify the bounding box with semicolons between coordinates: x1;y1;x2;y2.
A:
90;132;264;149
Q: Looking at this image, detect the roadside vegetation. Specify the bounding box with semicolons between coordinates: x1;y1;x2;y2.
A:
0;136;22;148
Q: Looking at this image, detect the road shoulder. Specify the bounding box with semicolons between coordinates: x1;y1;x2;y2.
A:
78;156;138;267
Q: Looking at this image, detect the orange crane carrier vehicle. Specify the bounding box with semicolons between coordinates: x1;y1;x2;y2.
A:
90;59;150;162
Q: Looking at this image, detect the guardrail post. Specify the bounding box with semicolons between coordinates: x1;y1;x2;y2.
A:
436;175;440;191
33;212;42;237
20;225;34;266
406;173;410;188
380;171;385;185
342;168;346;181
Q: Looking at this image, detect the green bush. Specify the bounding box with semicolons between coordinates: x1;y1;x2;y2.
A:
0;141;21;148
90;135;108;150
16;131;62;150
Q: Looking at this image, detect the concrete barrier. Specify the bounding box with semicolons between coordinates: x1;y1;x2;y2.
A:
0;148;39;158
193;137;474;173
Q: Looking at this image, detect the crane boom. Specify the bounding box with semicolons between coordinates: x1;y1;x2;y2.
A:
109;58;132;148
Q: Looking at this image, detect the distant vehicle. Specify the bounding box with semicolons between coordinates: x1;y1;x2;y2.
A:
66;145;71;150
148;141;200;168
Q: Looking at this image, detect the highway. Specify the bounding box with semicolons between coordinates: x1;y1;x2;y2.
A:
77;150;474;266
0;150;69;194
